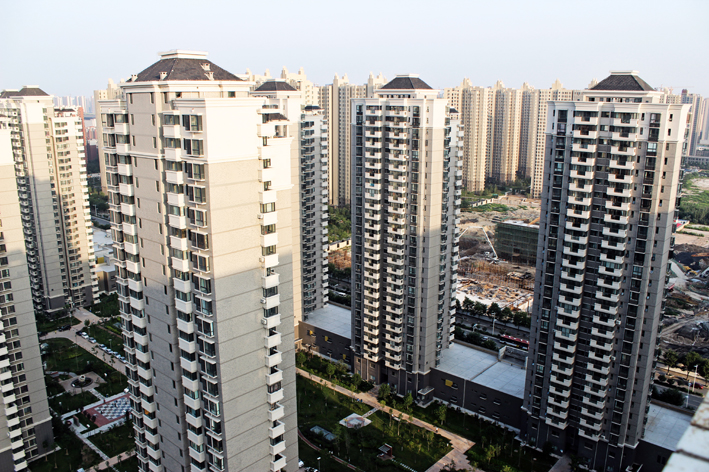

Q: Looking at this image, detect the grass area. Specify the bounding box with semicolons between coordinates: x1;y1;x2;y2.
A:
95;369;128;397
408;402;555;472
45;375;66;398
89;293;119;318
114;455;139;472
30;417;100;472
82;324;124;353
328;205;351;242
677;230;705;237
36;315;80;333
297;353;373;393
74;410;99;432
48;391;98;415
678;171;709;225
90;421;135;457
298;376;451;472
471;203;511;213
298;438;353;471
686;225;709;232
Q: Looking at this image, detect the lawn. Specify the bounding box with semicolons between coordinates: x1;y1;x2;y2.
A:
48;391;98;415
95;369;128;397
82;324;124;353
89;293;119;318
297;376;452;472
409;401;555;472
36;315;80;333
114;454;139;472
45;375;65;398
471;203;511;213
90;421;135;457
29;417;100;472
298;438;353;471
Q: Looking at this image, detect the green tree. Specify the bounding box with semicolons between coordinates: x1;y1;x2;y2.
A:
473;302;488;317
436;404;447;425
664;349;679;374
684;351;704;379
485;444;501;465
378;383;391;403
425;430;434;451
488;302;502;318
402;392;413;413
296;351;306;366
462;297;474;311
512;311;525;328
501;307;513;322
325;363;336;380
351;372;362;391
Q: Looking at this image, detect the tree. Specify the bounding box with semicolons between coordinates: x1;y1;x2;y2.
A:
402;392;413;413
378;383;391;403
501;307;513;323
664;349;679;374
473;302;488;317
351;373;362;391
336;359;348;376
325;363;336;380
684;352;704;379
296;352;306;366
455;299;462;312
485;444;501;465
482;339;498;350
436;404;447;426
397;412;404;436
425;430;434;451
462;297;474;311
488;302;502;318
513;311;526;328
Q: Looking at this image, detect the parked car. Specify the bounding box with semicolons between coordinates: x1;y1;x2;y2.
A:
57;325;71;332
89;338;97;344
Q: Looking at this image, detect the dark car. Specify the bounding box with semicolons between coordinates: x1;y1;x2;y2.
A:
57;325;71;332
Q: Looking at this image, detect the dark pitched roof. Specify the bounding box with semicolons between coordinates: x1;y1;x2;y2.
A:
380;76;432;90
132;58;241;82
1;87;49;97
449;108;459;114
264;113;289;122
590;73;653;91
304;105;321;111
254;81;297;92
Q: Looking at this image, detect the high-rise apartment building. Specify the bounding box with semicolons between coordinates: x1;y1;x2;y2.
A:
297;105;330;317
490;81;523;183
95;79;122;193
100;51;301;472
324;73;386;206
521;71;689;471
0;114;54;469
443;79;494;192
350;75;462;400
524;80;577;198
681;90;705;156
0;88;98;313
246;68;318;107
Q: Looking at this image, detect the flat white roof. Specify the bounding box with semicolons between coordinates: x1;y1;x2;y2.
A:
643;403;692;451
436;343;526;399
305;304;351;339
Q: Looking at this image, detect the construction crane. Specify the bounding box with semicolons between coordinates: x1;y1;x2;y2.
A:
464;225;498;260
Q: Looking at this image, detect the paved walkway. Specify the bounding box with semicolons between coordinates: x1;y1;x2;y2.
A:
87;449;136;472
549;454;571;472
296;368;476;472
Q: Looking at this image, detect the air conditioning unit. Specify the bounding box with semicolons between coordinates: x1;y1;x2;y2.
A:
615;320;621;325
257;214;264;219
259;257;265;262
260;298;267;304
261;318;268;326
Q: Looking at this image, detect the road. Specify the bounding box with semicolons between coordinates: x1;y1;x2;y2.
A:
91;215;111;226
654;385;703;409
457;311;530;338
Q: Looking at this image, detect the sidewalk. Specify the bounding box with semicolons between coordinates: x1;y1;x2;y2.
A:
296;368;476;471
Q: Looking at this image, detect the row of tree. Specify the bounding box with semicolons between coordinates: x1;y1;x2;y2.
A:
662;349;709;380
457;298;531;328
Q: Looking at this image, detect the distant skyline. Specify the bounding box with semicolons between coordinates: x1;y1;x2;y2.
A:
2;0;707;97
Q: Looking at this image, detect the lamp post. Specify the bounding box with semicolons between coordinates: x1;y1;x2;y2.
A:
692;364;698;394
317;456;321;471
492;315;497;336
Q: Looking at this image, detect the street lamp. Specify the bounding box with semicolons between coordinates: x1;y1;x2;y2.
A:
317;456;321;471
492;315;497;336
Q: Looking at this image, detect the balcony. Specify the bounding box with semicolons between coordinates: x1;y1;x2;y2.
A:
262;314;281;329
268;404;285;422
271;455;287;472
266;369;283;386
267;388;284;404
266;351;282;368
265;331;282;349
602;226;627;239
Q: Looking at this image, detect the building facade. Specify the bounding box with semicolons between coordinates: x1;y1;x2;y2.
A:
94;79;122;194
0;114;54;470
100;51;300;472
521;71;689;471
0;88;98;314
350;75;462;401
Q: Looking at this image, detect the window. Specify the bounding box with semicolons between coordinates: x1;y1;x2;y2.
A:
184;139;204;156
164;115;180;126
182;115;203;131
192;254;209;272
261;224;276;235
260;202;276;213
186;163;205;180
165;137;180;148
262;245;277;256
187;208;207;227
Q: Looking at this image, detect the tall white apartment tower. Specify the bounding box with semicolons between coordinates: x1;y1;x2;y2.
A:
521;72;689;471
443;80;495;192
297;105;330;317
350;75;462;400
100;51;300;472
95;79;122;193
0;114;54;469
490;81;523;183
524;80;576;198
327;73;386;206
0;88;98;314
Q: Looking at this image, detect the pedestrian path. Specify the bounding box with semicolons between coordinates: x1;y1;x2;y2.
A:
362;407;378;418
296;368;476;471
87;449;136;472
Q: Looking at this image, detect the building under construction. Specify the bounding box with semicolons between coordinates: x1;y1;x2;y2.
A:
494;220;539;265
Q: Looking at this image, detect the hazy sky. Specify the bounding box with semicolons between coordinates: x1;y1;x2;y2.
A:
2;0;708;98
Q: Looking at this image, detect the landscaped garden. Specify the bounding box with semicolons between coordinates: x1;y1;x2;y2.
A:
88;293;119;318
297;351;373;393
48;391;98;415
36;314;80;333
297;376;452;472
82;323;124;353
90;421;135;458
29;417;100;472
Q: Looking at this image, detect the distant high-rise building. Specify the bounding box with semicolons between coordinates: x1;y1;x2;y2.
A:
0;113;54;469
94;79;121;193
100;51;303;472
523;80;576;198
322;73;386;206
443;79;495;192
246;67;318;106
350;75;462;400
0;87;98;313
521;71;689;472
490;80;523;183
681;90;705;156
